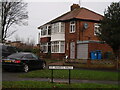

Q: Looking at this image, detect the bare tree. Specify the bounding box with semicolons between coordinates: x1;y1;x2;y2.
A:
0;0;28;42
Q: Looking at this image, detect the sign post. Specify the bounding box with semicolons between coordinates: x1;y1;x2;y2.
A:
51;69;53;83
49;66;73;84
69;69;70;84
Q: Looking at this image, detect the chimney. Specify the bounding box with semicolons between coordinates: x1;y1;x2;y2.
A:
71;4;80;11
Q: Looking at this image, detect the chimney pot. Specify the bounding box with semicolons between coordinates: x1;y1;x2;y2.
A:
71;4;80;11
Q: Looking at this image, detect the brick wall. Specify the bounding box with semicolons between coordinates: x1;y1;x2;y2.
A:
88;43;113;58
40;37;51;43
65;20;100;59
65;21;77;59
51;53;65;60
79;21;100;41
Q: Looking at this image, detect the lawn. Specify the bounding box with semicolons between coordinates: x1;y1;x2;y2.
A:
19;69;119;81
2;81;118;88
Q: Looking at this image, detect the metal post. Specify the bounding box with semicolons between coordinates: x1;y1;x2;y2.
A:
69;69;71;84
51;69;53;83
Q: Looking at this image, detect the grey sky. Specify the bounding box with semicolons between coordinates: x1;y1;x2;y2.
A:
6;1;117;44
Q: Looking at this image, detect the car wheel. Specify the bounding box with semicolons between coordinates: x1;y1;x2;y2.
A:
42;62;46;69
23;64;29;72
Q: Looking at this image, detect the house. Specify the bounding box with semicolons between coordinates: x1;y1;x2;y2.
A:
38;4;113;60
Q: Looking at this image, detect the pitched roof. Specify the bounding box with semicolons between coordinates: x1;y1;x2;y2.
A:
38;7;103;29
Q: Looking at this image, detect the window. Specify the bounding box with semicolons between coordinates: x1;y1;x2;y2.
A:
32;54;38;59
25;54;34;59
52;23;59;34
51;41;65;53
52;24;55;34
52;22;65;34
48;26;51;35
60;41;65;53
94;23;100;35
41;26;47;36
51;41;59;53
41;43;48;53
41;25;51;36
61;22;65;33
70;21;75;33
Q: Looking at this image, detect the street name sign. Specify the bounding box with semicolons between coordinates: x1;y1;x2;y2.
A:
49;65;73;84
49;66;73;70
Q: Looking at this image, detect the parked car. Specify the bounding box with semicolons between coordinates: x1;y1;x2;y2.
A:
0;44;18;58
2;52;46;72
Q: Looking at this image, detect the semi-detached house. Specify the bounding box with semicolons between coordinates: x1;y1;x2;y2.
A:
38;4;113;60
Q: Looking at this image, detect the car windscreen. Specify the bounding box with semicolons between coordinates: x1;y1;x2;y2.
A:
7;53;25;59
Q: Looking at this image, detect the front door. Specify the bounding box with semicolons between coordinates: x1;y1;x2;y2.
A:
70;42;75;59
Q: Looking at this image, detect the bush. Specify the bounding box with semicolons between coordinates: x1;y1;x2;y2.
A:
104;52;115;60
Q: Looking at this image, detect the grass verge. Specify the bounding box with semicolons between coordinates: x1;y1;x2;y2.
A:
19;69;119;81
64;63;116;69
2;81;118;88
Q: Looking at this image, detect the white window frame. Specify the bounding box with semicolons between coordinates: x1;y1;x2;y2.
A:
60;41;65;53
70;21;76;33
94;23;100;36
52;22;65;35
41;25;51;36
51;41;65;53
51;41;59;53
61;22;65;33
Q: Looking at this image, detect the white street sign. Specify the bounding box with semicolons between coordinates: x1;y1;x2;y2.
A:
49;66;73;70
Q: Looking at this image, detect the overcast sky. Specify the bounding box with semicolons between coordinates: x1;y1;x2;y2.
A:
6;0;119;44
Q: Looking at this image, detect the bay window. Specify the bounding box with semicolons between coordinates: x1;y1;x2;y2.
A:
51;41;65;53
41;25;51;36
52;22;65;34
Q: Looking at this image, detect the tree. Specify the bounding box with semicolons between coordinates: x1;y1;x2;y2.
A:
98;2;120;59
0;0;28;42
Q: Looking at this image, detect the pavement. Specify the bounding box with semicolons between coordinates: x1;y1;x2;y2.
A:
3;77;119;85
2;71;119;85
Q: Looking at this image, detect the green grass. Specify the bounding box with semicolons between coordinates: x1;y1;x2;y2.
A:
64;63;116;69
45;59;63;64
19;69;119;81
2;81;118;88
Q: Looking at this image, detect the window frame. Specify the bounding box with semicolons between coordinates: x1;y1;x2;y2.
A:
41;25;51;36
94;23;100;36
51;41;65;53
41;43;48;53
70;21;76;33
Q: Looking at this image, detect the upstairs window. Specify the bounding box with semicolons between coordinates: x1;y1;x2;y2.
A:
41;25;51;36
61;22;65;33
94;23;100;36
48;26;51;35
70;21;75;33
41;26;47;36
52;22;65;34
52;23;59;34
